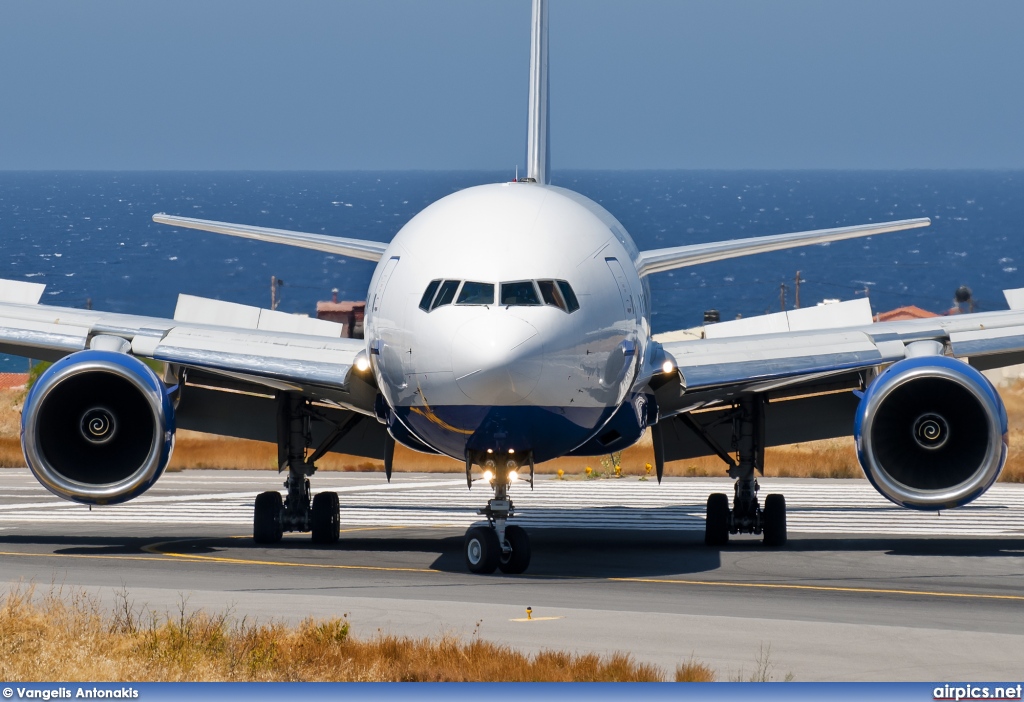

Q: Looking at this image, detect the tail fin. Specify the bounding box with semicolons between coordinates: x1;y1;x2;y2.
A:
526;0;549;184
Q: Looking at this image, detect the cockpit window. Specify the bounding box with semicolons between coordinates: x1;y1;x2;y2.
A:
537;279;580;313
557;280;580;312
456;281;494;305
500;281;541;306
420;278;577;312
537;280;567;311
418;279;441;311
431;279;461;309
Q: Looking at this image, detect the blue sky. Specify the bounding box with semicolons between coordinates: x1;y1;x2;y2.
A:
1;0;1022;170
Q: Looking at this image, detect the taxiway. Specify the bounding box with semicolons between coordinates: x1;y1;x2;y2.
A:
0;469;1022;681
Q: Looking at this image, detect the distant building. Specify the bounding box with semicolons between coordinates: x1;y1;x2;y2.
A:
316;289;365;339
873;305;940;323
0;373;28;391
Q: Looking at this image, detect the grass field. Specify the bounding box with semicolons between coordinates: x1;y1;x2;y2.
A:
0;586;715;682
3;382;1024;482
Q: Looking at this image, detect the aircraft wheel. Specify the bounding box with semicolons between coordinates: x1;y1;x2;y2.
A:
254;491;283;544
705;493;730;546
465;526;500;574
498;525;531;574
311;491;341;544
762;493;787;547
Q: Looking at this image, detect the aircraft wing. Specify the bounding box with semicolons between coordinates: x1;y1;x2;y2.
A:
650;303;1024;462
0;280;384;457
152;214;389;262
657;305;1024;409
634;218;930;277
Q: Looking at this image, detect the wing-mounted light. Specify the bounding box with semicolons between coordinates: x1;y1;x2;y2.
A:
353;351;371;373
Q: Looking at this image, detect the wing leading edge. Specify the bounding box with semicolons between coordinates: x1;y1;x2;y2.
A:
634;217;930;277
652;303;1024;420
0;289;374;412
152;214;389;262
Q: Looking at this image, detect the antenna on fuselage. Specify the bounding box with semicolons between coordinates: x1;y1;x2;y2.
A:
526;0;549;185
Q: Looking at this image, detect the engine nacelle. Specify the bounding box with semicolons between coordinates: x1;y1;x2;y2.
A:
855;355;1007;510
21;350;175;505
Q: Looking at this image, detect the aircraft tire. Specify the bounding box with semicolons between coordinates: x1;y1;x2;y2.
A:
497;525;531;574
254;491;283;544
465;526;500;574
762;493;787;547
705;493;730;546
311;491;341;544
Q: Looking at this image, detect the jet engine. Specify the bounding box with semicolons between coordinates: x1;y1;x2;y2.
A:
854;355;1006;510
21;349;175;505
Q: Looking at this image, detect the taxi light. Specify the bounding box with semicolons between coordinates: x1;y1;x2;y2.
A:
509;470;519;482
487;448;493;454
662;360;675;374
355;356;370;372
508;448;515;454
483;469;494;481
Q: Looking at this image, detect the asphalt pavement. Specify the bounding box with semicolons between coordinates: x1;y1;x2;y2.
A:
0;469;1022;681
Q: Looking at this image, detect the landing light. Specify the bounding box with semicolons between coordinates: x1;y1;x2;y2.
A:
486;448;493;454
355;355;370;373
508;448;515;454
662;360;675;374
509;470;519;482
483;469;494;482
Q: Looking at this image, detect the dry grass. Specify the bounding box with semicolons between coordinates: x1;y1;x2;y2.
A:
675;659;717;682
3;382;1024;482
0;586;684;682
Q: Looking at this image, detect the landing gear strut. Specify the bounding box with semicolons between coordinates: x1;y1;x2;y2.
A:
701;396;787;547
463;450;533;574
253;393;346;545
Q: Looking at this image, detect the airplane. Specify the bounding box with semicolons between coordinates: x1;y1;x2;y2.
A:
0;0;1019;575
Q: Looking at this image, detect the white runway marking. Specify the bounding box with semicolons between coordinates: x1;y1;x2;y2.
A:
0;472;1023;535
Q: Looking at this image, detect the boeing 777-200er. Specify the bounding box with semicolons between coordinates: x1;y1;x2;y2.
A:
1;0;1021;574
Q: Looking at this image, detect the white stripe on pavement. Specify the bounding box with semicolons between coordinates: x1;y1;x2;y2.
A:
0;474;1021;535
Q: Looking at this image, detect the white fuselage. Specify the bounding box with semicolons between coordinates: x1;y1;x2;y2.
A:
364;182;653;462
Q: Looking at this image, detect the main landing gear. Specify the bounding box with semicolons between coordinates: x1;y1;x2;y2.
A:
692;396;787;548
463;450;534;574
253;393;352;545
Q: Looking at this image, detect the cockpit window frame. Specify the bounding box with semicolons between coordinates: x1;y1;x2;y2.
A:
431;279;462;310
500;280;542;307
537;279;567;311
418;279;442;311
455;281;495;306
419;278;579;313
557;280;580;312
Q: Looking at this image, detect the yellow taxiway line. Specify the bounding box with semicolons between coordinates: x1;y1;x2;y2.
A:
1;537;1022;603
610;577;1024;602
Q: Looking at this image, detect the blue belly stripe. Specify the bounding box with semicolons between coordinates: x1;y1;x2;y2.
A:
392;404;617;462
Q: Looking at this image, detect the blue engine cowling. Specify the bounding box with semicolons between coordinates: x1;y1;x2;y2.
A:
21;350;176;505
854;355;1007;510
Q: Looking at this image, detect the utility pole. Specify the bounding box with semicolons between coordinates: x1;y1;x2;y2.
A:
270;276;284;311
779;282;787;311
794;271;801;309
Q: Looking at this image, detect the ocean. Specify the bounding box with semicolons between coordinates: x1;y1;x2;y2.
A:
1;170;1022;371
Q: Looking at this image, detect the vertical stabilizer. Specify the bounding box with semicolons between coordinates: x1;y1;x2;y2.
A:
526;0;549;184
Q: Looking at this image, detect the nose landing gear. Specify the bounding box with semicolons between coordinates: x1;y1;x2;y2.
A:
463;451;533;574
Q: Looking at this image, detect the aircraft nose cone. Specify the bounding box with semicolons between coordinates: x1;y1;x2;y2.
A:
452;315;543;404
